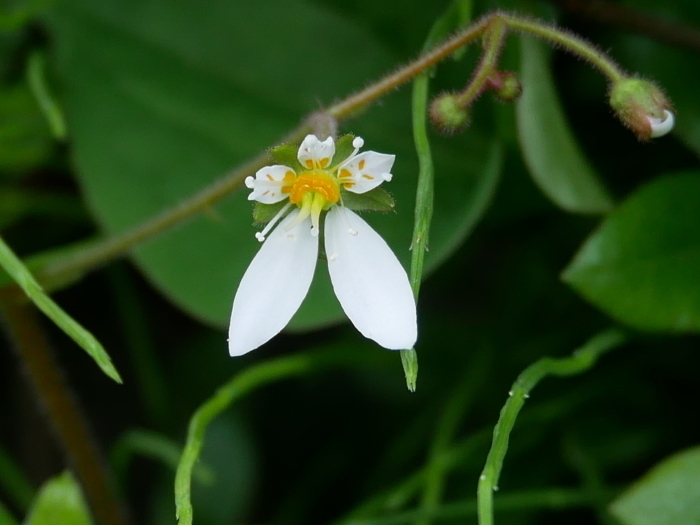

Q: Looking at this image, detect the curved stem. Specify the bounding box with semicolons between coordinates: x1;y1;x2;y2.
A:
476;329;626;525
0;12;628;296
457;18;509;106
500;13;625;82
175;350;385;525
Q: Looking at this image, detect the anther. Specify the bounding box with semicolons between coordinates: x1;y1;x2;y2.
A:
382;173;393;181
352;137;364;149
255;232;265;242
245;176;255;189
349;228;358;236
311;226;320;237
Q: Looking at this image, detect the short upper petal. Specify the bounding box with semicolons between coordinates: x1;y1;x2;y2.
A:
247;165;295;204
228;210;318;356
337;151;395;194
648;109;674;138
324;207;417;350
297;134;335;170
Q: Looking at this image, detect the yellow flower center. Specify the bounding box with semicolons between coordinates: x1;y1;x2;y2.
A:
285;170;340;237
288;171;340;205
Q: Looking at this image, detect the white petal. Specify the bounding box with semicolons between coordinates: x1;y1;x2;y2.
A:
325;207;417;350
648;110;674;138
248;165;295;204
337;151;395;194
297;134;335;169
228;211;318;356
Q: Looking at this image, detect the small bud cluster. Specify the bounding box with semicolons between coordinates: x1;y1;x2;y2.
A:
429;93;471;134
609;78;674;140
486;71;522;103
429;69;523;135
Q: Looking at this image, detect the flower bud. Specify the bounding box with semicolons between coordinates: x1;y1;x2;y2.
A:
609;78;674;140
488;71;522;102
429;93;471;135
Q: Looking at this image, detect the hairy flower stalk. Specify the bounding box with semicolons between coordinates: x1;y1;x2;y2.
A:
228;135;417;356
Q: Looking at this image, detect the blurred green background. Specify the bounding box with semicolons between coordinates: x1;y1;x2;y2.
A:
1;0;700;524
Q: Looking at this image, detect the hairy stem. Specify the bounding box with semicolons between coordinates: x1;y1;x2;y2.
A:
0;301;129;525
1;12;626;297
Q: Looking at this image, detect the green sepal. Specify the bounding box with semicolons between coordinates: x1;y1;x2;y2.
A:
341;187;395;213
329;134;356;168
252;201;289;225
269;144;303;172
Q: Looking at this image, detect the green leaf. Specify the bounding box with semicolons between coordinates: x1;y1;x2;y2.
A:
0;235;122;383
252;200;290;225
46;0;502;331
610;446;700;525
517;36;614;215
341;187;395;213
269;144;302;171
24;472;93;525
330;134;356;167
562;172;700;332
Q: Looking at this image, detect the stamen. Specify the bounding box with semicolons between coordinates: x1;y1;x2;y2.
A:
245;176;255;189
254;202;292;242
309;193;326;237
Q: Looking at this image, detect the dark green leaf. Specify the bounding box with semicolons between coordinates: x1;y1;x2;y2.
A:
329;134;356;168
563;172;700;332
517;37;614;215
252;200;290;225
24;472;92;525
269;144;302;171
610;446;700;525
341;187;395;213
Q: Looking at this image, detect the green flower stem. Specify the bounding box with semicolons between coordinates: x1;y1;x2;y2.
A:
26;51;67;140
174;350;384;525
0;12;624;298
343;487;614;525
0;235;121;383
500;13;625;82
457;17;508;106
0;300;128;525
403;0;475;393
476;329;627;525
0;445;34;511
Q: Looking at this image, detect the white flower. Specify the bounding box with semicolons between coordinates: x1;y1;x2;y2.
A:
228;134;417;356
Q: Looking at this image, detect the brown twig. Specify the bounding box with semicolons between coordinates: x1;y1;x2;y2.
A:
547;0;700;53
0;299;129;525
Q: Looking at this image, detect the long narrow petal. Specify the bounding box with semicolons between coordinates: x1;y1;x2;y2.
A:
228;211;317;356
325;207;417;350
337;151;395;194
